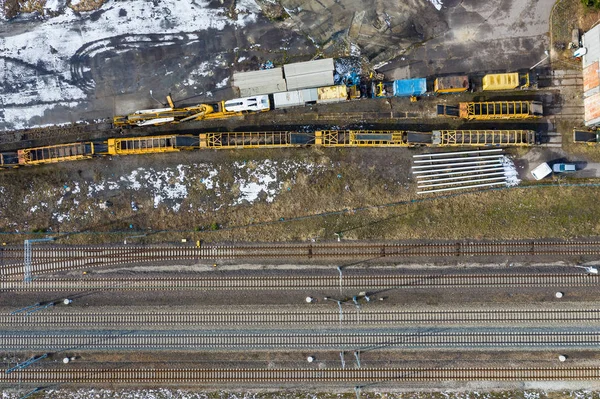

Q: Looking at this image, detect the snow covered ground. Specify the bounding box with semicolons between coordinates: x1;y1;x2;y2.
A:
0;0;260;130
22;159;328;226
429;0;443;10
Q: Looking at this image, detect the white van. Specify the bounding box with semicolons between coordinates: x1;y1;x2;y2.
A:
531;163;552;180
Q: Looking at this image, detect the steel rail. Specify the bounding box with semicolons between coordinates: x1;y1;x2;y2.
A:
2;273;597;291
1;367;599;384
2;308;600;327
2;331;600;351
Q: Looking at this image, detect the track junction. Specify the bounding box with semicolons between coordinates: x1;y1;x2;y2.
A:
3;240;600;278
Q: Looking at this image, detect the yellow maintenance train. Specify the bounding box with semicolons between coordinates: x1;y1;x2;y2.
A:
1;129;537;169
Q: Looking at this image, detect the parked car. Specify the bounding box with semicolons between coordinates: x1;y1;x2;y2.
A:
552;163;576;173
531;162;552;180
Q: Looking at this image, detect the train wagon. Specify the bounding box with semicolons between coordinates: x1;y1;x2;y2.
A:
434;76;469;93
113;104;214;127
223;95;270;112
573;129;599;144
432;130;536;146
317;85;348;104
373;78;427;97
437;101;543;120
107;135;198;155
200;132;314;149
315;130;434;147
482;72;530;91
0;153;20;169
17;143;95;165
272;89;318;108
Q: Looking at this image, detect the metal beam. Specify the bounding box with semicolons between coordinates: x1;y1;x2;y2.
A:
412;159;502;169
418;171;506;184
413;149;503;158
417;181;506;194
418;176;507;188
413;154;503;163
413;166;504;178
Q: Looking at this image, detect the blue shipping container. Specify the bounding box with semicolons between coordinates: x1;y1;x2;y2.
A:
393;78;427;97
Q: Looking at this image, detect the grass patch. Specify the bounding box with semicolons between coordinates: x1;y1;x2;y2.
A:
558;119;600;162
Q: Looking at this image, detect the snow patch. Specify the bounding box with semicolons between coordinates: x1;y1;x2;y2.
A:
201;169;219;190
1;0;260;129
3;102;82;130
44;0;66;12
429;0;443;10
215;77;229;89
502;156;521;187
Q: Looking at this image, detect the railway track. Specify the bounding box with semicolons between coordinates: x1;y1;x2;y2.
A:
3;308;600;328
3;331;600;351
1;367;598;384
2;273;597;292
3;240;600;278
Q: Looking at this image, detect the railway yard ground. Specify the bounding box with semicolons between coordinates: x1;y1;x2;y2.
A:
5;0;600;398
3;141;600;243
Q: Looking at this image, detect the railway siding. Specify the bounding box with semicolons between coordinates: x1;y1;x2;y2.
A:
3;241;600;278
1;367;599;384
2;308;600;328
2;273;597;292
2;331;600;351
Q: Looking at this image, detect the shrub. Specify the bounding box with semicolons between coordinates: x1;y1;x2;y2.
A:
582;0;600;8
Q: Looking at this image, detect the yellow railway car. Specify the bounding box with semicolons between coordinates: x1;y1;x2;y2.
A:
107;135;198;155
107;136;179;155
438;101;543;120
315;130;431;147
434;75;469;93
17;143;94;166
200;132;311;149
459;101;542;120
433;130;536;146
113;104;215;127
482;72;530;91
317;85;348;104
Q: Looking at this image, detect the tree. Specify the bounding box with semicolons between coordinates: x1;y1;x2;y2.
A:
582;0;600;8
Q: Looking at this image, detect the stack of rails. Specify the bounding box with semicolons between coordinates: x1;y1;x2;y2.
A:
437;101;543;120
412;149;510;194
1;130;536;168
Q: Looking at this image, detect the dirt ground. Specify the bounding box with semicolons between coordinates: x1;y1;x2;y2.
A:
551;0;600;66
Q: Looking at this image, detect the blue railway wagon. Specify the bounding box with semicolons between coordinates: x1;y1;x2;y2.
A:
393;78;427;97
